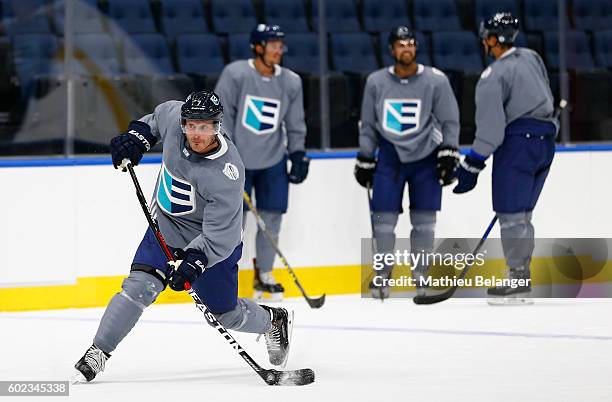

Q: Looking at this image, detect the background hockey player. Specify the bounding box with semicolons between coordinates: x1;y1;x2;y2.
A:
214;24;309;301
354;26;460;299
453;13;558;304
73;91;292;382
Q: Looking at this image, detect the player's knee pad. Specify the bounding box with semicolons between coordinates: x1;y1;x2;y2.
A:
372;212;398;253
212;299;271;333
120;270;164;311
498;212;534;270
498;212;530;236
409;210;437;234
259;210;283;237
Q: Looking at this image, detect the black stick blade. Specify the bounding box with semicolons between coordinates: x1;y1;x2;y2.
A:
306;294;326;309
263;368;315;386
413;289;454;305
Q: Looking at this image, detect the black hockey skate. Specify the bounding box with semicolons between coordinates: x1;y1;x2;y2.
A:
72;344;111;383
487;267;533;306
261;305;293;367
254;259;284;301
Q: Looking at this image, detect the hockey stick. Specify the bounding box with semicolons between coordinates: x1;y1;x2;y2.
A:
366;183;385;302
412;215;498;305
123;161;314;386
243;192;326;309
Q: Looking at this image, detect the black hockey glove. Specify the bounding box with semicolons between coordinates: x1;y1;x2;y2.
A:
110;121;157;169
436;145;460;186
288;151;310;184
453;153;486;194
167;249;208;291
354;154;376;188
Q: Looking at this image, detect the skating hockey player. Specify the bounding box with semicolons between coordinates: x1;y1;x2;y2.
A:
73;91;293;383
453;13;558;305
215;24;309;301
354;26;460;299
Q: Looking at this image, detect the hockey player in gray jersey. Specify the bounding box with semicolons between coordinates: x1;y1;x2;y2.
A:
73;91;293;383
354;26;460;299
215;24;309;301
453;13;558;304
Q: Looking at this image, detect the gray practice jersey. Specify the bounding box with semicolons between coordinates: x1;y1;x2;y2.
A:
214;59;306;170
138;101;245;268
359;64;460;163
473;47;558;157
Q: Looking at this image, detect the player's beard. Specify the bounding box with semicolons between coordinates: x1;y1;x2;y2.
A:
396;51;415;67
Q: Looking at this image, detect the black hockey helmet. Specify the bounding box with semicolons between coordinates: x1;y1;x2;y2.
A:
388;26;418;49
479;12;519;45
181;91;223;122
250;24;285;49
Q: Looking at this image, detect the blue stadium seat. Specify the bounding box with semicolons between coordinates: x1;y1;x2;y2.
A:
12;33;61;97
123;33;194;109
2;0;51;35
176;34;225;76
431;31;483;72
311;0;360;33
573;0;612;31
123;33;174;74
51;0;105;36
594;30;612;68
544;30;594;70
227;33;251;61
263;0;309;33
106;0;157;35
362;0;410;33
413;0;461;32
159;0;209;42
523;0;564;32
282;32;319;74
380;31;431;67
330;32;378;74
473;0;519;28
211;0;257;34
73;34;121;76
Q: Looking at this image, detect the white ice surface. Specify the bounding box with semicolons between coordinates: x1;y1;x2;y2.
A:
1;295;611;401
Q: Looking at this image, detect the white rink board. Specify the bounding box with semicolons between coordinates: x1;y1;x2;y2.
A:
1;151;611;286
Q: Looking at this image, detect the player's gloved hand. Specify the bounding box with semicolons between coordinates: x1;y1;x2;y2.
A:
354;154;376;188
288;151;310;184
166;249;208;291
453;152;487;194
436;145;460;186
110;121;157;169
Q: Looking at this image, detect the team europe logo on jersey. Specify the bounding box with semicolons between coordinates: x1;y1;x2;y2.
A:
242;94;281;135
382;99;421;136
156;164;196;216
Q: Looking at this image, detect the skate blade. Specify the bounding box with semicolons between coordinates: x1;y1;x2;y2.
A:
487;296;534;306
70;371;87;384
280;310;295;369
